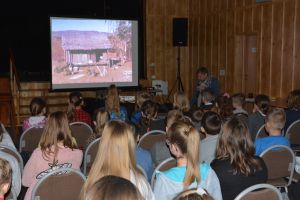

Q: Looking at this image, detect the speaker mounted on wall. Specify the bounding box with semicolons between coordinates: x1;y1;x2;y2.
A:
173;18;188;47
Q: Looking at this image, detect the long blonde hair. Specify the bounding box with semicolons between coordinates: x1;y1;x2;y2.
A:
173;92;190;113
105;85;120;115
81;121;141;197
167;121;200;188
94;109;109;137
39;111;77;163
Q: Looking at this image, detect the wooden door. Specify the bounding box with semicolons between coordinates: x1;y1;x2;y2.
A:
234;34;258;96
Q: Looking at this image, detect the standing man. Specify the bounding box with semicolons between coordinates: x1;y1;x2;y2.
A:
191;67;220;107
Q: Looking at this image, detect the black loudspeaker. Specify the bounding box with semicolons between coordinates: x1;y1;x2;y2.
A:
173;18;188;46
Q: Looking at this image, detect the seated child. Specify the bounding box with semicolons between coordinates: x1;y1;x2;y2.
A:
84;175;143;200
190;108;204;131
173;188;214;200
137;100;165;135
0;158;12;200
153;121;222;200
232;93;248;115
200;89;215;111
255;108;290;155
105;85;127;121
284;90;300;131
248;94;270;140
131;91;152;125
67;91;92;126
22;97;47;131
199;111;222;164
173;91;191;116
215;94;233;121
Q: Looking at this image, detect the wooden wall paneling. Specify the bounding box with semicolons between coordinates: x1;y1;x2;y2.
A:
219;11;227;93
234;35;245;93
226;10;235;93
212;14;219;78
244;8;253;33
294;0;300;89
205;14;212;73
270;2;284;98
281;0;296;97
260;4;272;95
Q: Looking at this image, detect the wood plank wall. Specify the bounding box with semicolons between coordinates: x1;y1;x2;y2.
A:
145;0;300;99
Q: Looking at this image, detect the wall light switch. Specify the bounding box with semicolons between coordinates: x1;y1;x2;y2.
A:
219;69;225;76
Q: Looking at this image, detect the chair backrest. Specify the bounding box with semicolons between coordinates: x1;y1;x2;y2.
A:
151;157;176;189
256;125;269;139
286;119;300;145
31;168;86;200
19;127;44;153
0;145;23;173
138;130;166;151
234;183;282;200
137;164;148;179
260;145;295;186
83;138;100;176
69;122;93;150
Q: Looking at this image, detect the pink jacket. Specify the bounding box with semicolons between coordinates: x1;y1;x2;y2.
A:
22;146;83;200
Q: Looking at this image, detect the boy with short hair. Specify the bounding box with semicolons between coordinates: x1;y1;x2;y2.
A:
200;89;215;111
255;108;290;155
232;93;248;115
0;158;12;200
199;111;222;164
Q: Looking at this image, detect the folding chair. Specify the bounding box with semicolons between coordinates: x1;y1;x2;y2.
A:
0;145;23;173
19;127;44;154
69;122;93;150
137;164;148;179
260;145;295;192
83;138;100;176
256;125;268;139
31;168;86;200
285;119;300;152
234;183;282;200
138;130;166;151
151;157;176;189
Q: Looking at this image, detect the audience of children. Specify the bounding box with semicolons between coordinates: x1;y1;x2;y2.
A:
4;86;300;200
131;91;152;125
284;90;300;131
83;175;143;200
81;121;154;200
137;100;165;135
247;94;270;140
173;188;214;200
105;85;128;121
86;108;109;147
0;158;12;200
0;123;16;150
211;117;268;200
22;111;83;200
153;120;222;200
67;92;92;126
199;111;222;164
22;97;47;131
255;108;290;155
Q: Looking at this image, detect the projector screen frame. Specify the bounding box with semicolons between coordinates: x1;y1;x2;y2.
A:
49;15;144;91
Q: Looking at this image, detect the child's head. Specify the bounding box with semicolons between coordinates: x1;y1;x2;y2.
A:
201;111;221;136
0;158;11;197
40;111;77;161
136;91;151;109
216;95;233;120
191;109;204;123
287;90;300;110
93;108;109;137
167;121;200;188
166;109;184;131
69;92;84;108
232;93;246;109
201;89;214;104
173;91;190;113
173;188;213;200
141;100;158;120
254;94;270;114
84;175;142;200
30;97;47;116
83;121;141;196
265;108;286;134
105;85;120;113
